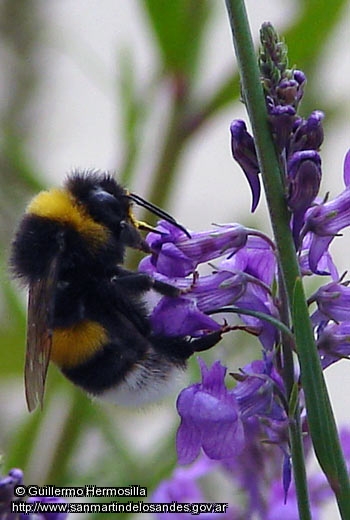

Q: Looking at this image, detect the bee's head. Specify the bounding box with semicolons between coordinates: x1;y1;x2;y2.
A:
66;171;149;252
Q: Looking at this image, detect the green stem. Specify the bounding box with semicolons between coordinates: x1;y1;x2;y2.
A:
289;409;311;514
208;306;294;339
224;3;311;517
224;0;350;518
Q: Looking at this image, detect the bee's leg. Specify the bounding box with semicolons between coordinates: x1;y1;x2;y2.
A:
189;330;223;353
110;271;180;297
152;278;180;297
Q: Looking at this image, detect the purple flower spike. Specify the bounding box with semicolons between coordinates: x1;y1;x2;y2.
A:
287;150;322;244
176;359;244;464
230;119;261;212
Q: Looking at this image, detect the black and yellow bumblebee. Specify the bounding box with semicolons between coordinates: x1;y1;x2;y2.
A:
10;171;222;411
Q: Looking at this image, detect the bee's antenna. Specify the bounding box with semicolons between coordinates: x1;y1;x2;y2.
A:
127;193;191;238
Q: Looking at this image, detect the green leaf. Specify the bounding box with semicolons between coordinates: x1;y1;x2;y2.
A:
142;0;211;75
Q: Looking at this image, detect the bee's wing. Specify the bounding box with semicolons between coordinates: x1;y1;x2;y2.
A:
25;236;64;412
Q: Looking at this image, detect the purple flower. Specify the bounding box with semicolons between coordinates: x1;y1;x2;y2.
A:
268;105;296;152
176;359;244;464
219;235;276;286
282;454;292;503
287;150;322;245
151;457;234;519
265;428;350;520
185;271;250;312
232;359;287;424
298;232;338;279
230;120;261;212
339;427;350;470
316;321;350;369
221;356;290;514
141;222;278;346
289;111;324;153
222;416;289;517
214;257;279;350
301;150;350;273
149;269;251;337
0;468;23;519
266;474;330;520
140;221;249;277
275;76;304;107
0;469;68;520
343;149;350;185
150;267;278;348
274;70;306;108
310;280;350;323
150;296;221;337
176;356;289;479
152;457;213;505
235;289;279;350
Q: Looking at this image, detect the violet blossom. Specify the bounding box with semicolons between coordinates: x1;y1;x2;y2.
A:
230;119;260;212
140;221;278;347
139;221;249;278
310;280;350;324
151;457;235;520
176;357;289;479
302;149;350;274
176;359;244;464
316;321;350;369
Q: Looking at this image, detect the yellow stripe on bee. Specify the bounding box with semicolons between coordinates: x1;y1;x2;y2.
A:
27;188;108;246
51;320;108;368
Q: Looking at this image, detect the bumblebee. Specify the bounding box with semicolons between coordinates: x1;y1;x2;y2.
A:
10;171;222;411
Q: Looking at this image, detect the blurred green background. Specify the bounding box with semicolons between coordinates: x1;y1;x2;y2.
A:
0;1;349;518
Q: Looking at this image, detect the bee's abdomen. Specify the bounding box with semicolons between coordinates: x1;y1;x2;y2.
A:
51;320;109;368
61;339;144;393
